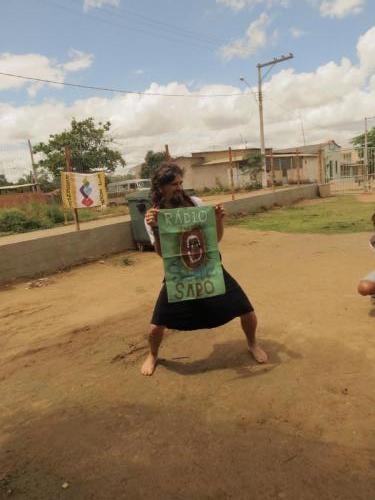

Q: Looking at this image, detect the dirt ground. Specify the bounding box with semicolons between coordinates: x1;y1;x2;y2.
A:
1;225;375;499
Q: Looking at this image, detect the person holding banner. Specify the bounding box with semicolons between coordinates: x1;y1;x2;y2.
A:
357;213;375;303
141;163;267;376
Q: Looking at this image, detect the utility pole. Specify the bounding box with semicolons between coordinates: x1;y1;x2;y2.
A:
364;117;368;174
364;116;375;191
165;144;171;161
257;53;294;188
228;147;235;201
27;139;41;192
64;145;80;231
299;111;306;146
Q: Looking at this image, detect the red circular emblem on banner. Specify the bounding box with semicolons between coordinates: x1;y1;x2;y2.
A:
180;227;206;269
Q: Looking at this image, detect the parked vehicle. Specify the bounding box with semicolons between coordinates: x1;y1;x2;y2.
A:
107;178;151;205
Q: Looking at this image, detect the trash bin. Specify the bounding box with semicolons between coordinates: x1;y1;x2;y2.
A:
184;188;196;198
127;188;196;252
127;189;153;251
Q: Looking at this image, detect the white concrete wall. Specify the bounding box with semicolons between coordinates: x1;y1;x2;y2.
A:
0;221;135;285
0;185;319;285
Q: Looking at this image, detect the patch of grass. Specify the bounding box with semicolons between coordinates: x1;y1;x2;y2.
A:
227;196;375;234
77;209;99;222
100;205;129;217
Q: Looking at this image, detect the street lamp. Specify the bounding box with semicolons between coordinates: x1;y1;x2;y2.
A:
239;76;258;104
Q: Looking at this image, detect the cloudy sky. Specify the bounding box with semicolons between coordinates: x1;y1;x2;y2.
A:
1;0;375;176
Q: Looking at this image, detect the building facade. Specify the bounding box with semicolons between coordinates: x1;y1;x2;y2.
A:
273;140;341;184
174;148;269;191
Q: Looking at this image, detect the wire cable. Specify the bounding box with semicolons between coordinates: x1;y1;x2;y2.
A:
0;71;245;97
42;0;222;51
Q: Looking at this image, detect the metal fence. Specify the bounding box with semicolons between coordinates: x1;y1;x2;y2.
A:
328;146;375;193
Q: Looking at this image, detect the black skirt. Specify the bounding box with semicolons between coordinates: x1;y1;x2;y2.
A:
151;267;254;330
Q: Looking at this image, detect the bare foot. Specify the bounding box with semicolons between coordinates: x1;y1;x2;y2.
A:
141;353;158;376
248;344;268;364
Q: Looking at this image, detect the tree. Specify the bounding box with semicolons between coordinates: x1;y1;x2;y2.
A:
351;126;375;149
239;152;263;186
16;173;34;185
140;150;167;179
0;174;11;187
33;118;126;182
33;171;59;192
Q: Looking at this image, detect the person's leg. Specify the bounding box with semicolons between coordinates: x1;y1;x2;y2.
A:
358;280;375;296
141;324;165;376
240;312;268;363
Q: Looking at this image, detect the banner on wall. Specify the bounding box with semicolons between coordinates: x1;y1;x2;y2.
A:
158;205;225;303
61;172;107;209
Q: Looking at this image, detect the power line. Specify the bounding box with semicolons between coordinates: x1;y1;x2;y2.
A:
2;70;368;136
42;0;223;51
0;71;246;97
87;0;228;46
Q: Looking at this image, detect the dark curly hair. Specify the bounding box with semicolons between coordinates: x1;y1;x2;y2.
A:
151;163;191;207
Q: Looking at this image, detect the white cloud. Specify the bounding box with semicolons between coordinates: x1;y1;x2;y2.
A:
83;0;120;11
0;54;62;92
356;26;375;74
216;0;289;10
290;27;307;38
220;12;270;60
1;26;375;175
63;50;94;72
0;51;94;96
132;69;145;76
319;0;365;18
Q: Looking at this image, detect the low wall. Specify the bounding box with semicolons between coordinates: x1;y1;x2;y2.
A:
222;184;318;214
0;221;134;285
0;185;318;284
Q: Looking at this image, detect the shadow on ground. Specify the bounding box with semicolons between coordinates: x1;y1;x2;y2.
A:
158;339;301;378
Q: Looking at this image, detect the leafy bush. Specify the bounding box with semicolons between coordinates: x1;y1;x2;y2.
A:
0;204;65;233
0;201;124;235
243;182;262;191
0;209;42;233
45;204;65;223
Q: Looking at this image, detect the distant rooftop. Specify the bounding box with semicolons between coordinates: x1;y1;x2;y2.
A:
191;147;261;156
274;140;340;155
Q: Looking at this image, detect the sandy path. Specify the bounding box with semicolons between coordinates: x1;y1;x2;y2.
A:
0;227;375;499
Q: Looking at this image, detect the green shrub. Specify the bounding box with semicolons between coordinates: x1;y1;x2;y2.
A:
0;202;116;235
0;209;42;233
243;182;262;191
45;204;65;223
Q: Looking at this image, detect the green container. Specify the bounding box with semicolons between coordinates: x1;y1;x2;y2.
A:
127;189;153;251
127;188;196;251
184;188;196;198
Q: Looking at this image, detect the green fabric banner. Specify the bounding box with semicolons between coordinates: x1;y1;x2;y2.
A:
158;206;226;303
